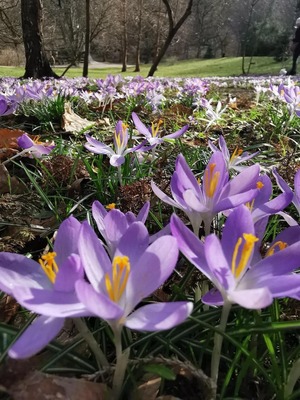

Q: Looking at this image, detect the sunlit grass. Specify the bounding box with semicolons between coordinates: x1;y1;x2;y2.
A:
0;56;288;79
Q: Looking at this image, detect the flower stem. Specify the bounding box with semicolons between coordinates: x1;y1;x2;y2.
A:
2;149;28;165
284;357;300;398
211;301;232;384
117;165;123;186
111;325;129;400
73;318;109;369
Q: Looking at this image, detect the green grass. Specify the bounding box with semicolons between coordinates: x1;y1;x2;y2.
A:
0;57;289;79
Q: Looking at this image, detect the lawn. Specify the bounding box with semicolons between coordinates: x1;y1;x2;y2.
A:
0;56;289;78
0;71;299;400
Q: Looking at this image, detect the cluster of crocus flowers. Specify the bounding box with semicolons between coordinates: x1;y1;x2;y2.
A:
171;206;300;309
0;95;17;116
0;202;193;360
152;152;261;235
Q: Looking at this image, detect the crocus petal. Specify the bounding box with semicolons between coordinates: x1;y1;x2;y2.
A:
233;151;260;166
170;214;212;279
136;201;150;223
271;225;300;246
183;189;208;212
17;134;34;149
12;285;90;317
132;112;152;139
75;280;123;320
256;274;300;298
228;288;273;309
151;180;181;209
272;167;292;194
175;154;201;194
218;136;230;160
277;211;298;227
54;254;84;292
204;234;236;291
8;316;64;359
85;134;114;155
221;205;255;265
54;216;82;266
251;175;273;206
125;301;193;331
92;200;107;231
115;221;149;267
163;125;189;140
103;210;129;248
124;235;178;312
221;164;260;198
202;288;224;306
110;154;125;166
28;144;54;157
247;240;300;279
0;253;50;295
78;221;112;289
252;192;293;222
216;189;258;212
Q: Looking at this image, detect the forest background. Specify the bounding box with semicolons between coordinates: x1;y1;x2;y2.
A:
1;0;300;75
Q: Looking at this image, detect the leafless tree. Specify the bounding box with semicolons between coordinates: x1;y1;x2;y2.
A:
147;0;194;77
21;0;58;78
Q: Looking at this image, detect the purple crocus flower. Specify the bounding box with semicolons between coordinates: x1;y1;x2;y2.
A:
92;200;170;256
171;206;300;309
85;120;144;167
272;167;300;226
75;221;193;332
208;135;259;172
0;216;120;358
0;95;17;116
17;133;55;158
245;174;292;223
92;200;150;256
152;152;260;235
132;112;188;147
282;84;300;117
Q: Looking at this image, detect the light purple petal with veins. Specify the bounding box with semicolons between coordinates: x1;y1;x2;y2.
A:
125;302;193;331
9;316;64;359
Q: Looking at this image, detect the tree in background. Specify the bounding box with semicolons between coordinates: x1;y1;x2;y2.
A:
147;0;194;77
82;0;90;77
21;0;58;78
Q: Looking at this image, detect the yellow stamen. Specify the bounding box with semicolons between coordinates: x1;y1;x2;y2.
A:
38;251;58;284
231;233;258;278
115;123;128;149
230;147;243;162
204;163;220;198
106;203;116;210
151;119;163;137
33;135;43;145
245;182;263;211
105;256;130;302
256;181;264;189
266;241;288;257
245;199;255;212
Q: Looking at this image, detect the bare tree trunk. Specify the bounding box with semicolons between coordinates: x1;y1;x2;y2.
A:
83;0;90;77
121;0;127;72
241;0;260;75
21;0;59;78
147;0;193;77
134;0;143;72
153;0;162;61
